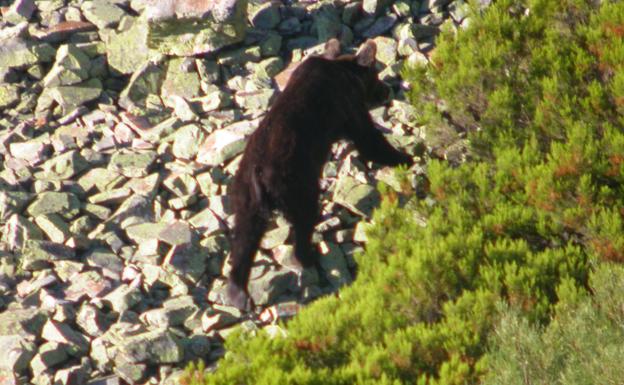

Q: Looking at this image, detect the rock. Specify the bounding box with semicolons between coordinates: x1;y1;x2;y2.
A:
30;342;69;376
260;226;290;249
42;44;91;87
140;295;198;327
48;78;103;113
312;4;342;41
196;127;246;166
248;268;297;305
235;89;275;111
363;0;393;16
0;335;36;373
0;40;55;72
319;241;352;289
82;0;126;30
145;0;248;56
171;124;204;159
188;208;224;234
76;303;111;337
22;240;75;271
36;150;89;181
41;319;90;356
116;329;183;364
0;84;20;109
65;271;113;301
106;17;150;75
250;3;281;30
373;36;398;66
26;192;80;219
363;14;398;38
202;307;241;332
333;176;380;217
53;364;88;385
108;150;157;178
34;214;71;243
161;57;201;101
102;282;142;313
3;214;43;251
3;0;36;23
31;21;97;43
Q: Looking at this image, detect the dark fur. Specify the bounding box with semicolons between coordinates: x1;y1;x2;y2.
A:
225;40;413;310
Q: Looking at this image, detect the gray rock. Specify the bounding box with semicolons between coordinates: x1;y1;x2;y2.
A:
48;78;103;113
171;124;204;160
312;5;342;42
248;268;297;305
116;329;183;364
41;319;90;356
140;295;198;327
30;342;69;376
82;0;126;30
202;309;239;332
0;40;55;72
4;0;36;23
34;214;71;243
76;303;111;337
26;192;80;219
319;241;352;289
65;271;113;302
3;214;44;251
250;3;281;30
363;14;398;37
22;240;75;271
363;0;393;16
102;282;142;313
333;176;380;217
42;44;91;87
53;364;88;385
106;17;151;75
145;0;248;56
118;60;165;110
0;335;36;373
196;127;246;166
108;150;157;178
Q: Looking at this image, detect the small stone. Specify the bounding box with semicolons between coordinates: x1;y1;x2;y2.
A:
363;14;398;38
0;40;55;71
0;84;20;109
260;31;282;56
2;214;43;251
102;282;142;313
76;303;111;337
41;320;90;356
140;295;198;328
108;150;157;178
42;44;91;87
363;0;393;16
116;329;183;364
201;309;240;332
65;271;113;301
53;365;88;385
312;4;342;41
30;342;69;376
333;176;381;217
319;241;352;289
48;78;103;113
106;17;150;75
278;17;301;35
188;208;224;234
234;89;275;111
260;226;290;249
248;268;297;306
88;187;132;205
3;0;36;23
196;128;246;166
373;36;397;66
22;240;75;271
34;214;70;243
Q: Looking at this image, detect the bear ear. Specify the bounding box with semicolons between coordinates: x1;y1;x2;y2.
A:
323;38;341;59
355;40;377;67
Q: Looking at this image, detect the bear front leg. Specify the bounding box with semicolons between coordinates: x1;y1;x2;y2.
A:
226;210;268;311
348;109;414;167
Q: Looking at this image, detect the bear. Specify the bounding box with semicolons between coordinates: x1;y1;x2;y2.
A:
224;38;414;310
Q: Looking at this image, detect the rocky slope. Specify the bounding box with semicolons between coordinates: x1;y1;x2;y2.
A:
0;0;472;383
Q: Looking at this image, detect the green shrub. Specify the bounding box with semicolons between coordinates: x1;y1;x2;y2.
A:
484;264;624;385
184;1;624;383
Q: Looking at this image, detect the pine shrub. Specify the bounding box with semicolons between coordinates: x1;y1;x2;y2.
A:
184;1;624;383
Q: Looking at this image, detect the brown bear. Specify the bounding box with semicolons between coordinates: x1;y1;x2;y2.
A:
225;38;413;310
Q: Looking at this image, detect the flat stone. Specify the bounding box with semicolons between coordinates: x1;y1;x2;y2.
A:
82;0;126;30
196;126;246;166
102;282;142;313
106;17;150;75
116;329;183;364
363;0;394;15
22;240;75;271
248;268;297;305
171;124;204;160
41;320;90;355
31;21;97;43
53;365;88;385
26;192;80;219
36;150;89;182
3;0;36;23
140;295;198;328
188;208;224;234
119;61;166;109
161;57;201;101
34;214;71;243
48;78;103;113
65;271;113;301
333;176;380;217
0;40;55;71
363;14;398;38
108;150;157;178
